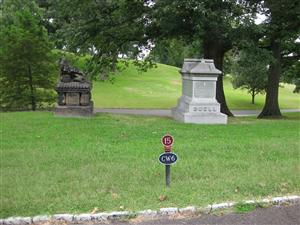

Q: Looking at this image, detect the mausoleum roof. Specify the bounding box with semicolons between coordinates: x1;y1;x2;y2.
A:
56;81;91;91
181;59;222;75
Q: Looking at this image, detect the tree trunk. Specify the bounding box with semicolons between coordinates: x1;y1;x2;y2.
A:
203;42;234;116
28;65;36;111
258;39;282;118
251;89;255;104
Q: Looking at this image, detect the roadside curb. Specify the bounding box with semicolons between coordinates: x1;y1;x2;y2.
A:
1;195;299;224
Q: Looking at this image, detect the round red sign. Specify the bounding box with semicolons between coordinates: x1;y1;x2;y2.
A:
161;134;174;147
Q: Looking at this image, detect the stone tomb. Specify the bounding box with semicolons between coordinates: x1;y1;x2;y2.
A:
172;59;227;124
55;59;93;117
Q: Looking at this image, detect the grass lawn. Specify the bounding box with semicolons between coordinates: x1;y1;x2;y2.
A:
92;63;300;109
1;112;300;218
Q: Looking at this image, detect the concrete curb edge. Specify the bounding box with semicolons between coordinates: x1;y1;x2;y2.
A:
1;195;299;224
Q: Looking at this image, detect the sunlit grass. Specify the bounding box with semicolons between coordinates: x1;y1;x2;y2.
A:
1;112;299;217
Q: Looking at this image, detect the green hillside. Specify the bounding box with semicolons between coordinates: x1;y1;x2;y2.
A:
92;63;299;110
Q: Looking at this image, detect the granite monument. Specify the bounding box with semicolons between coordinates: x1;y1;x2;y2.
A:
172;59;227;124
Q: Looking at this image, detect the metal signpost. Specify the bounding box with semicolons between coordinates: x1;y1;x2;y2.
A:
159;134;178;187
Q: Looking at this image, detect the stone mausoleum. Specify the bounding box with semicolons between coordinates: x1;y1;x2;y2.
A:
172;59;227;124
55;59;93;117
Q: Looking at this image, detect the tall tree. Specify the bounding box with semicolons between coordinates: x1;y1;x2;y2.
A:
231;45;270;104
0;0;56;111
255;0;300;118
150;0;255;116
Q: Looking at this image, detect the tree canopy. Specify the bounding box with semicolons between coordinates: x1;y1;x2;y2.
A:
150;38;202;67
47;0;155;79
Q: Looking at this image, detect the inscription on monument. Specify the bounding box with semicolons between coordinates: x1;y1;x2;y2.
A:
194;81;214;98
193;106;217;112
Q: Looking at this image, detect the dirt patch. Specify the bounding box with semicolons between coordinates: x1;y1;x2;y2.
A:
170;80;180;85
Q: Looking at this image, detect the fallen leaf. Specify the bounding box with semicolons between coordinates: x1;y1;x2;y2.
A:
159;195;167;201
91;207;98;214
111;192;119;199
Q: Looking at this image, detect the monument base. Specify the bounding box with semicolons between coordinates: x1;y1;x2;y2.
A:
172;96;227;124
172;107;227;124
55;103;93;117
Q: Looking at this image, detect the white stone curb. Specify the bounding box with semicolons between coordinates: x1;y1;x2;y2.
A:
73;213;92;222
1;195;299;224
52;214;74;222
159;207;178;215
206;202;235;211
32;215;50;224
1;217;32;225
136;209;157;217
107;211;131;220
90;212;109;221
178;206;197;214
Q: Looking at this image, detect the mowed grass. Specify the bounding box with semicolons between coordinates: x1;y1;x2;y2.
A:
92;64;181;109
1;112;300;218
92;64;300;109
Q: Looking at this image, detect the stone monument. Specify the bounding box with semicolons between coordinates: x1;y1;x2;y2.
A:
55;59;93;117
172;59;227;124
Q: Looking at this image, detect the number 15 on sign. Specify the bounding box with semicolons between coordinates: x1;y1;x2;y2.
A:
161;134;174;147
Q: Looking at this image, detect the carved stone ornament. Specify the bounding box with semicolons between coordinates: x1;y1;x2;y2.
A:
54;59;93;117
